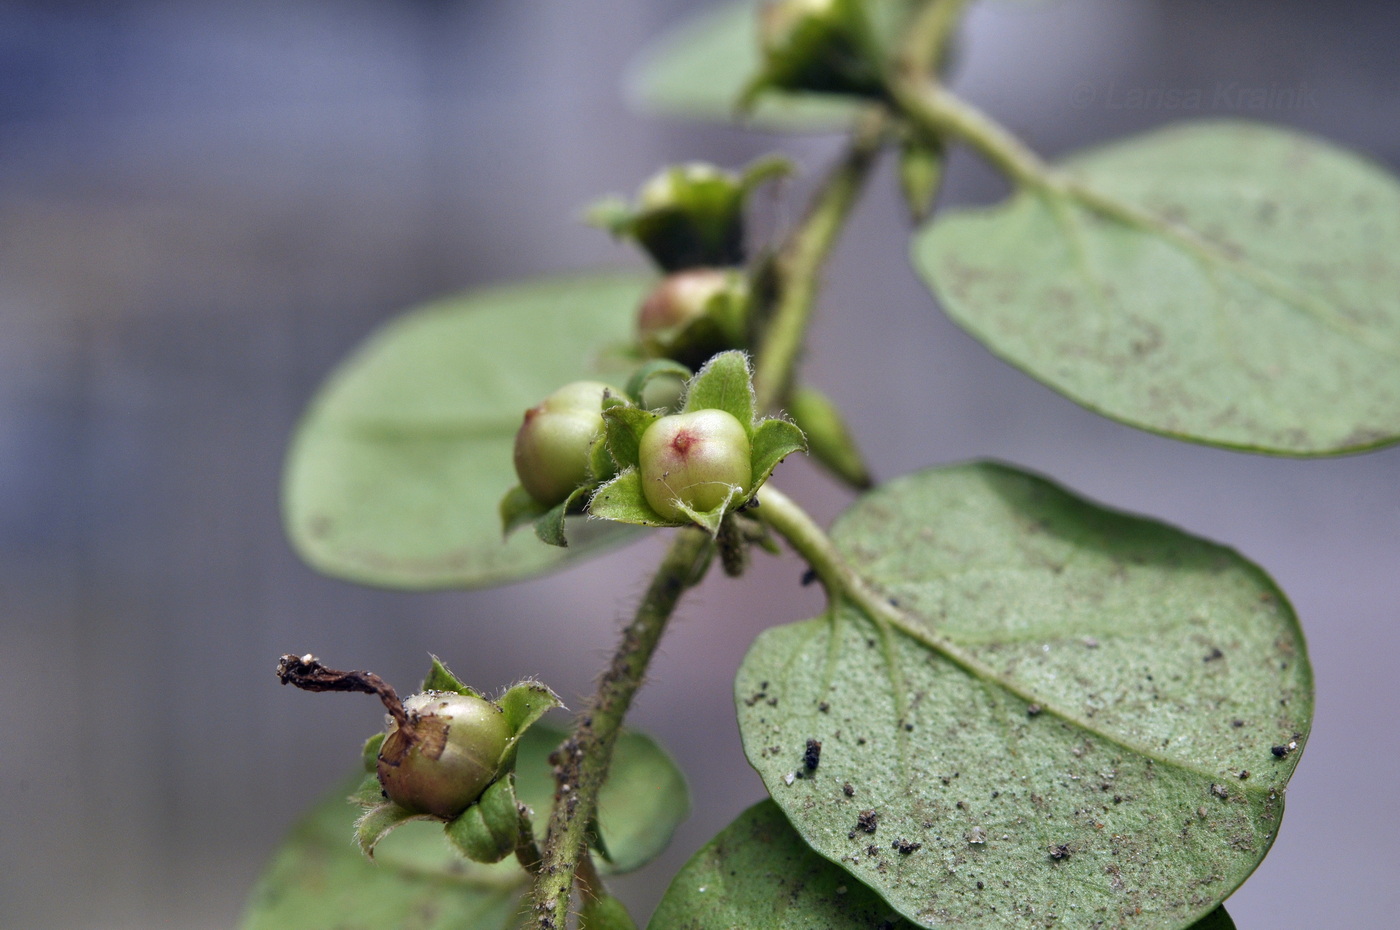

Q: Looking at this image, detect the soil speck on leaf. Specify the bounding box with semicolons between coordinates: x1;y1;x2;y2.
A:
1027;704;1043;717
1048;844;1071;861
843;782;856;797
892;838;922;855
804;739;822;771
857;810;879;834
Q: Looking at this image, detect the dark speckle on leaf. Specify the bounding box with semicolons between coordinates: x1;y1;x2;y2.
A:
1048;844;1071;861
804;739;822;771
857;810;879;834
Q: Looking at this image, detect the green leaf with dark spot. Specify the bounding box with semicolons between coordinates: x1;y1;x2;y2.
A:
242;777;530;930
589;469;677;527
750;417;807;489
913;121;1400;455
422;655;478;697
682;350;755;431
283;273;648;590
649;800;918;928
604;405;662;472
738;461;1310;929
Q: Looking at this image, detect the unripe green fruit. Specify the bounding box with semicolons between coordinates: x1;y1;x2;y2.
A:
638;269;731;336
513;381;610;507
377;691;513;819
640;162;725;211
761;0;837;46
638;409;753;521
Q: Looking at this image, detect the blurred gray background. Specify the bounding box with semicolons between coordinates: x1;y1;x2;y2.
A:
1;0;1397;927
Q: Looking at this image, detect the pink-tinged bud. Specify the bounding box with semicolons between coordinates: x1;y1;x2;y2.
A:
513;381;610;506
638;409;752;520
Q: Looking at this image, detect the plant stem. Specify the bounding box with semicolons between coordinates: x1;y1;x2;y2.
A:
754;485;868;606
890;78;1054;189
531;527;714;929
898;0;973;80
531;89;893;929
752;109;888;412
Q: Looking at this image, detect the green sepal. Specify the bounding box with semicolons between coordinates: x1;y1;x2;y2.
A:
580;893;640;930
500;483;550;538
588;430;617;485
603;405;663;472
360;733;386;775
786;385;871;488
741;0;888;110
421;655;480;697
627;360;693;405
353;800;430;858
626;359;693;411
589;469;679;528
590;158;791;272
749;418;807;490
532;486;592;548
498;680;564;749
443;776;523;864
681;350;755;433
897;127;945;223
672;485;746;538
349;771;384;807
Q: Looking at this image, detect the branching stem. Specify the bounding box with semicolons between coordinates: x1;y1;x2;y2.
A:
531;527;714;928
752;109;887;411
532;102;893;930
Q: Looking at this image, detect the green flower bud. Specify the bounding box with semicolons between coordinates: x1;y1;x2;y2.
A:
376;691;513;819
589;158;790;273
638;408;753;521
638;268;749;364
513;381;610;507
748;0;885;102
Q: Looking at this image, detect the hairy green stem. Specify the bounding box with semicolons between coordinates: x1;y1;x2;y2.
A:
531;527;714;929
752;110;887;412
532;96;893;929
898;0;973;79
890;78;1054;189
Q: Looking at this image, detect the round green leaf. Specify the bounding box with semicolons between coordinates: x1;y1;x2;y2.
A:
913;121;1400;455
241;776;529;930
514;726;691;874
627;1;862;132
283;273;647;589
649;799;919;928
738;461;1311;929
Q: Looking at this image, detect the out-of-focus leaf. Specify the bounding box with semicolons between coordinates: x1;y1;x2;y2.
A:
283;273;647;590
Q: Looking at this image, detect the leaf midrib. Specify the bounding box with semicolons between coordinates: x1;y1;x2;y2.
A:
841;587;1284;797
